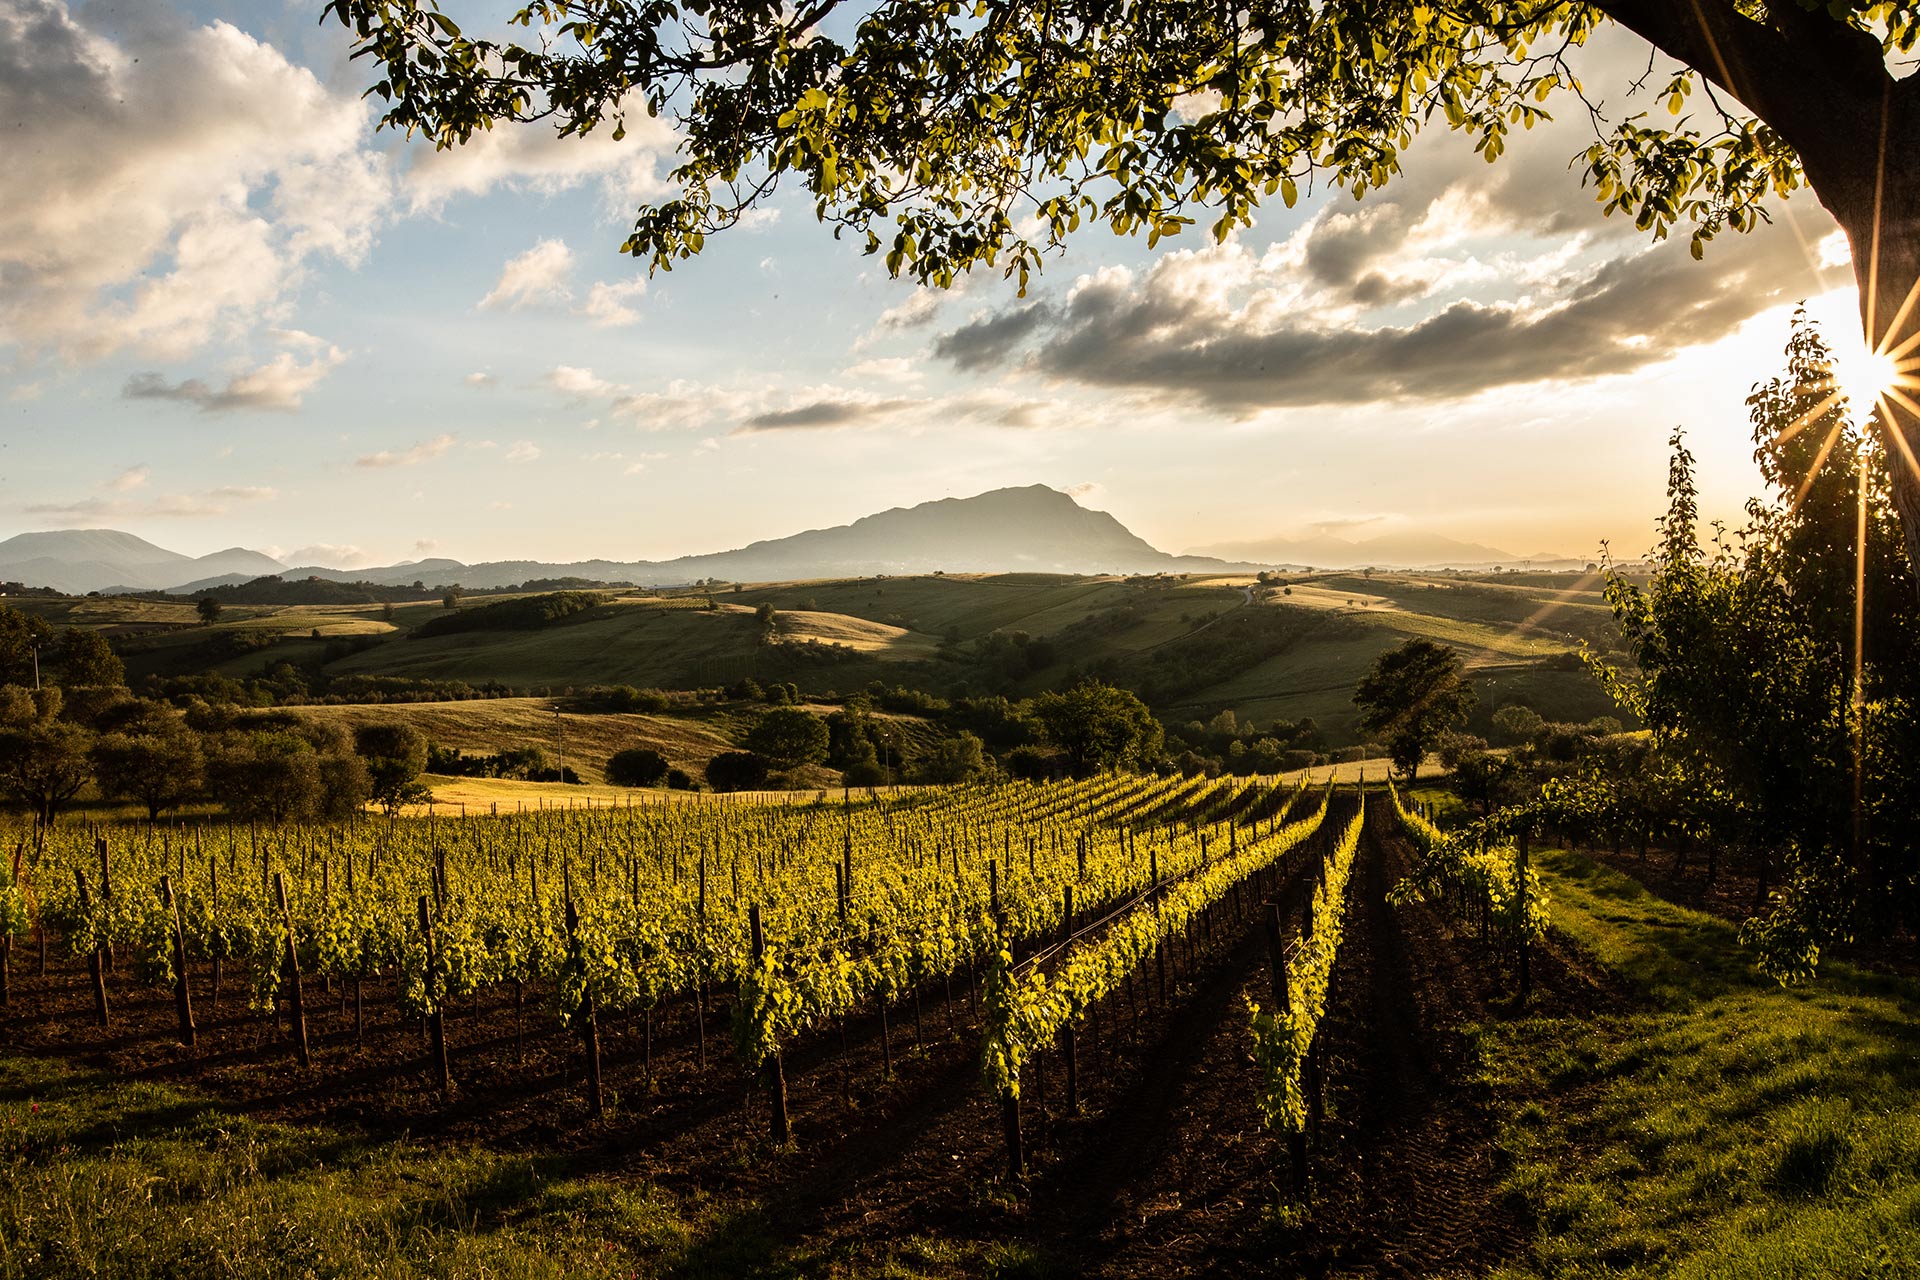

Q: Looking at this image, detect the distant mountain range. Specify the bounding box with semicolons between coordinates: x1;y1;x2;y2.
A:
0;529;285;595
1188;530;1583;571
0;487;1583;596
1;487;1242;595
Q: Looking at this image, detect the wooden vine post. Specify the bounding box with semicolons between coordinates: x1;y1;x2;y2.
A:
417;895;450;1092
562;871;604;1119
275;873;310;1066
160;875;195;1047
749;904;791;1144
1061;885;1078;1115
992;867;1022;1184
1516;825;1531;1006
74;868;108;1027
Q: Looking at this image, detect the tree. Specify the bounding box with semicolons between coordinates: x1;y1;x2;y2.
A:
0;687;93;827
354;722;432;815
0;606;53;688
92;700;204;820
1591;317;1920;980
196;596;222;625
741;708;829;770
606;746;671;787
1030;680;1163;777
915;731;987;784
705;750;770;792
332;2;1920;580
54;629;124;688
1353;639;1475;781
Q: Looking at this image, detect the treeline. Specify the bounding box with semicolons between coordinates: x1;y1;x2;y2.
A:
0;688;392;826
410;591;607;638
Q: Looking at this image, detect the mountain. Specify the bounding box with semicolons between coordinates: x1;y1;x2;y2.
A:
0;530;287;594
1187;529;1566;570
33;487;1248;596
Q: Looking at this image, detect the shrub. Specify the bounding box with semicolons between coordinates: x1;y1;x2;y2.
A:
606;747;670;787
704;751;770;792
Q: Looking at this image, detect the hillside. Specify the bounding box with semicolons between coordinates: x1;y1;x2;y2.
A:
26;568;1626;748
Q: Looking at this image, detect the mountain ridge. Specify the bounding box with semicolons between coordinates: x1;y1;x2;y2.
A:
9;487;1250;595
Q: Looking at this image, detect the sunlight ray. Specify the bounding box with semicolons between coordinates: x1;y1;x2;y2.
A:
1787;421;1848;522
1773;389;1844;448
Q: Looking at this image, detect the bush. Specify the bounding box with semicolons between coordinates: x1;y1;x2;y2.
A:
606;747;670;787
704;751;770;792
665;768;695;790
1005;745;1059;781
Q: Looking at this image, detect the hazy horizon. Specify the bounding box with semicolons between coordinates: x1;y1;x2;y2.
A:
1;2;1883;571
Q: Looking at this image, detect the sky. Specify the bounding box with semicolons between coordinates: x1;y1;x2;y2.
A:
0;0;1884;570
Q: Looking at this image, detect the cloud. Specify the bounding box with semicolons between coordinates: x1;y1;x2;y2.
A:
503;440;542;462
480;239;576;310
414;539;440;554
123;345;345;412
0;3;389;361
978;227;1818;411
843;357;921;383
933;303;1058;372
403;101;679;216
736;398;919;433
284;543;372;569
23;482;277;521
355;433;457;468
875;288;942;331
106;465;149;493
465;372;497;389
546;365;624;400
578;277;647;327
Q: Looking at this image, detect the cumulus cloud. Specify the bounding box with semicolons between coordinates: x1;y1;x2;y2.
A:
578;277;647;327
480;239;576;310
0;2;389;361
403;101;678;216
975;227;1817;411
546;365;624;400
355;433;457;468
465;371;497;389
123;345;345;412
503;440;542;462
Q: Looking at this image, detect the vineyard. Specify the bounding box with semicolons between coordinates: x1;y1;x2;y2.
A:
0;776;1658;1276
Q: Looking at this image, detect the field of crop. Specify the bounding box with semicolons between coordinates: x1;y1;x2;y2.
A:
2;772;1911;1278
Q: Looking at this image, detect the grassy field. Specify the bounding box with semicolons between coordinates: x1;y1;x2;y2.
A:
31;570;1627;744
1478;848;1920;1278
287;697;739;786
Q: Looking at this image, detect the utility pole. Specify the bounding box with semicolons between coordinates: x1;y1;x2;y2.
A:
30;639;39;691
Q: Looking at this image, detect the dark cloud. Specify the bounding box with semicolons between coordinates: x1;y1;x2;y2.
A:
937;219;1816;411
123;371;215;405
932;302;1056;371
735;398;918;432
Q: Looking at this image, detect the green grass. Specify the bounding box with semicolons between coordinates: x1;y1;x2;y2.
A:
1478;849;1920;1279
0;1056;700;1279
0;1053;1055;1280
